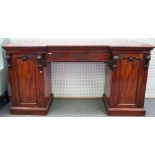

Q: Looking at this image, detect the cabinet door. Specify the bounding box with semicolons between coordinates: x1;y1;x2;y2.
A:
111;54;147;108
12;54;39;107
117;55;141;108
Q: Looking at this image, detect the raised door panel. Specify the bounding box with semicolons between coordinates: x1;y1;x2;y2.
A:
117;58;140;108
111;54;144;108
14;55;38;106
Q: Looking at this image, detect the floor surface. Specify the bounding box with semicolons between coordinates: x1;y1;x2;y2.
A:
0;98;155;117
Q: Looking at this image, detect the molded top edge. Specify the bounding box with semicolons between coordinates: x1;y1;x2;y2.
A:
3;45;154;52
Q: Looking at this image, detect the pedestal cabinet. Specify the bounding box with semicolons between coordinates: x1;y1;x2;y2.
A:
104;47;151;116
5;47;53;115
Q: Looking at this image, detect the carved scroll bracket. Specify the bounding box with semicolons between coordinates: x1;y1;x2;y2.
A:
6;54;12;68
144;54;151;70
36;54;46;73
111;55;119;70
104;55;119;70
105;55;142;71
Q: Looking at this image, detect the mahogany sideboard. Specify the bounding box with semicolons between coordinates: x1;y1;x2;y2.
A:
3;44;154;116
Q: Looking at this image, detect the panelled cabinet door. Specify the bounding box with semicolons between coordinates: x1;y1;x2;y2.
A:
11;54;43;107
111;54;148;109
6;51;52;115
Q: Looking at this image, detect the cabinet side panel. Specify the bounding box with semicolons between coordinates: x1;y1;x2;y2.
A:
44;63;52;98
136;58;149;108
8;55;19;106
104;66;111;103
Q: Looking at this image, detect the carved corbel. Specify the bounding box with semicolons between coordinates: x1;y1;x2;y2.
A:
106;55;142;70
36;54;46;73
6;54;12;68
144;54;151;70
104;55;119;70
111;55;119;70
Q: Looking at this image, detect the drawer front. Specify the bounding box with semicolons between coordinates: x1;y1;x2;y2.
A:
45;51;110;62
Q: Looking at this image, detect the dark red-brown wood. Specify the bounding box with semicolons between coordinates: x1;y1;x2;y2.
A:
3;45;154;116
3;47;53;115
104;49;152;116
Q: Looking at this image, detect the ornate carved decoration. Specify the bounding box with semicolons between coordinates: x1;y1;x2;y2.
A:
36;54;46;72
144;54;151;70
121;56;141;62
5;54;12;68
111;55;119;70
17;53;47;72
18;55;35;61
106;55;142;70
18;55;29;61
104;55;119;70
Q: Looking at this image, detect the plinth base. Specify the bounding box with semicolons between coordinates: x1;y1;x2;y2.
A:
11;94;53;115
103;94;146;116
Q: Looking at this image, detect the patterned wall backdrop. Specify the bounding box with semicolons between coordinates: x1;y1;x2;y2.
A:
8;38;155;98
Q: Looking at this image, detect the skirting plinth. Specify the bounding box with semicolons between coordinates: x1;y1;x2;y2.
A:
11;94;53;115
103;94;146;116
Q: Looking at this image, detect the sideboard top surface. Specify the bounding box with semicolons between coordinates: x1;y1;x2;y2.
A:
3;39;154;52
